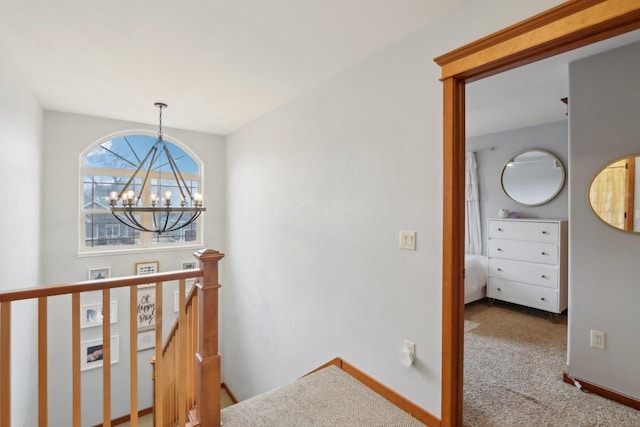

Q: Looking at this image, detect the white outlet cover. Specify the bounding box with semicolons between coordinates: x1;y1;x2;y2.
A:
399;231;416;251
590;329;605;350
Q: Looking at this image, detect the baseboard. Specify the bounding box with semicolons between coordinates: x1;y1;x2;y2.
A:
91;407;153;427
306;357;440;427
563;373;640;410
222;382;239;404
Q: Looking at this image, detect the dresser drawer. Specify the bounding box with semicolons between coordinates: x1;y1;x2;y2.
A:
488;239;558;265
488;220;559;243
488;278;560;312
488;258;559;289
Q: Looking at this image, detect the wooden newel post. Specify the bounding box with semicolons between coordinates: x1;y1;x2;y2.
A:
193;248;225;427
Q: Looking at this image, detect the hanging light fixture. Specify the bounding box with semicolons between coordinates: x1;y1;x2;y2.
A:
109;102;205;233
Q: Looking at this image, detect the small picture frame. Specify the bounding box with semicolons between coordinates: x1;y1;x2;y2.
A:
81;335;119;371
80;301;118;329
181;261;197;270
137;330;155;351
136;286;156;330
135;261;159;276
88;267;110;281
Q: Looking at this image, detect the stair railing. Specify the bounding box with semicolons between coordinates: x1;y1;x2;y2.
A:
0;248;223;427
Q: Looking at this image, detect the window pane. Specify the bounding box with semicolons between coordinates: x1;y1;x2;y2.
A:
84;213;140;247
83;175;140;207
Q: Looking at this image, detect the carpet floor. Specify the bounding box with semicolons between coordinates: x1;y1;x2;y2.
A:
464;300;640;426
220;365;425;426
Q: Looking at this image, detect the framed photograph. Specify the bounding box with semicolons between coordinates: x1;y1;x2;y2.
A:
135;261;159;276
88;267;110;281
181;261;197;270
80;301;118;329
137;330;155;351
136;286;156;330
81;335;119;371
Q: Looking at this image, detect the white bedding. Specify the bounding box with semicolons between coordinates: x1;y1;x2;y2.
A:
464;254;487;304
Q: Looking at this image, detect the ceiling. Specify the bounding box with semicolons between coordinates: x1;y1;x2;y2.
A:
0;0;474;135
466;29;640;137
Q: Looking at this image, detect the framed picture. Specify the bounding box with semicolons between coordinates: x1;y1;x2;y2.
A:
137;330;155;351
81;335;119;371
136;286;156;330
135;261;159;276
88;267;110;281
181;261;197;270
80;301;118;329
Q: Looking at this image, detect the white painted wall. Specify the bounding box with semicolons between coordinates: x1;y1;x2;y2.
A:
42;111;226;426
467;121;569;254
224;0;564;416
0;41;43;427
568;41;640;399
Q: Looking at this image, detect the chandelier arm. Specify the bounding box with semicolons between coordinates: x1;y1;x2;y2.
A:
123;209;152;232
166;211;200;232
112;210;148;232
116;145;159;199
162;145;192;202
138;142;163;204
161;207;172;232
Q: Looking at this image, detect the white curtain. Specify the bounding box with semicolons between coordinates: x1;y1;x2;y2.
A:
465;152;482;254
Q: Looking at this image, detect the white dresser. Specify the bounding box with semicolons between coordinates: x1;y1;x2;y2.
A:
487;218;568;314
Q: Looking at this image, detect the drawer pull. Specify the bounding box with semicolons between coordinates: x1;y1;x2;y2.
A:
498;228;503;231
540;297;546;301
541;251;547;255
497;288;501;292
542;230;548;235
497;268;503;272
541;275;547;279
497;248;503;252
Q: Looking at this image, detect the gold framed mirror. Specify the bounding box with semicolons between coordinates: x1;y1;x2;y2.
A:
589;155;638;232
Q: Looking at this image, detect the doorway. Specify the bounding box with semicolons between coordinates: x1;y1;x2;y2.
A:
435;2;640;426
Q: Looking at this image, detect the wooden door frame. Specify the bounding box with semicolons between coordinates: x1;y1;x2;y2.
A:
434;1;640;426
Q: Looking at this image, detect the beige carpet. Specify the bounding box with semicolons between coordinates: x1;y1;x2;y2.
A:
464;300;640;426
220;365;425;426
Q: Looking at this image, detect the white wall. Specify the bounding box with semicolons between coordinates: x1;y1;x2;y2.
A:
42;111;226;426
224;0;564;416
467;121;569;254
568;41;640;399
0;41;43;427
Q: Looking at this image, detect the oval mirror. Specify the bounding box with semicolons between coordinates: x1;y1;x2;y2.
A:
500;149;565;206
589;155;639;232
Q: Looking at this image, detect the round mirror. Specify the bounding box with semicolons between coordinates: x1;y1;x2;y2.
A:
500;149;565;206
589;155;639;232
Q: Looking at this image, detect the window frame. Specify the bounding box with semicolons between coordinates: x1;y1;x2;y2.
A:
78;129;206;256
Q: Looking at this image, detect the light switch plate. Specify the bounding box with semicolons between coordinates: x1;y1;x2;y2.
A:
399;231;416;250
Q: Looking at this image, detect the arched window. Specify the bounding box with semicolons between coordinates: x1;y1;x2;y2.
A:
81;132;204;252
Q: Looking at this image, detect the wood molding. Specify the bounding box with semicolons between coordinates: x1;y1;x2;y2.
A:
563;373;640;410
436;1;640;426
90;407;153;427
435;0;640;82
306;358;440;427
221;382;240;404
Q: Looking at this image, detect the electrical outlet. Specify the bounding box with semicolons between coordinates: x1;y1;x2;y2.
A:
590;330;605;350
404;339;416;356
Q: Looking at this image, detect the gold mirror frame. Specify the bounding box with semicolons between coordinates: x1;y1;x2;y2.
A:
589;155;637;232
435;2;640;426
500;149;566;206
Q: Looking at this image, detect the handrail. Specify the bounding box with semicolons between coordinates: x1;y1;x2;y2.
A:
0;270;202;303
0;248;223;427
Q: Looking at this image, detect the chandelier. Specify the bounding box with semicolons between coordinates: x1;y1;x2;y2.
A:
109;103;205;234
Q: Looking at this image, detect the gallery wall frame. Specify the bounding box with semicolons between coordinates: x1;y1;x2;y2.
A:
81;335;119;371
80;300;118;329
88;267;110;281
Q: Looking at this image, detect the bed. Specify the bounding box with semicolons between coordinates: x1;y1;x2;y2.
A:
464;254;488;304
